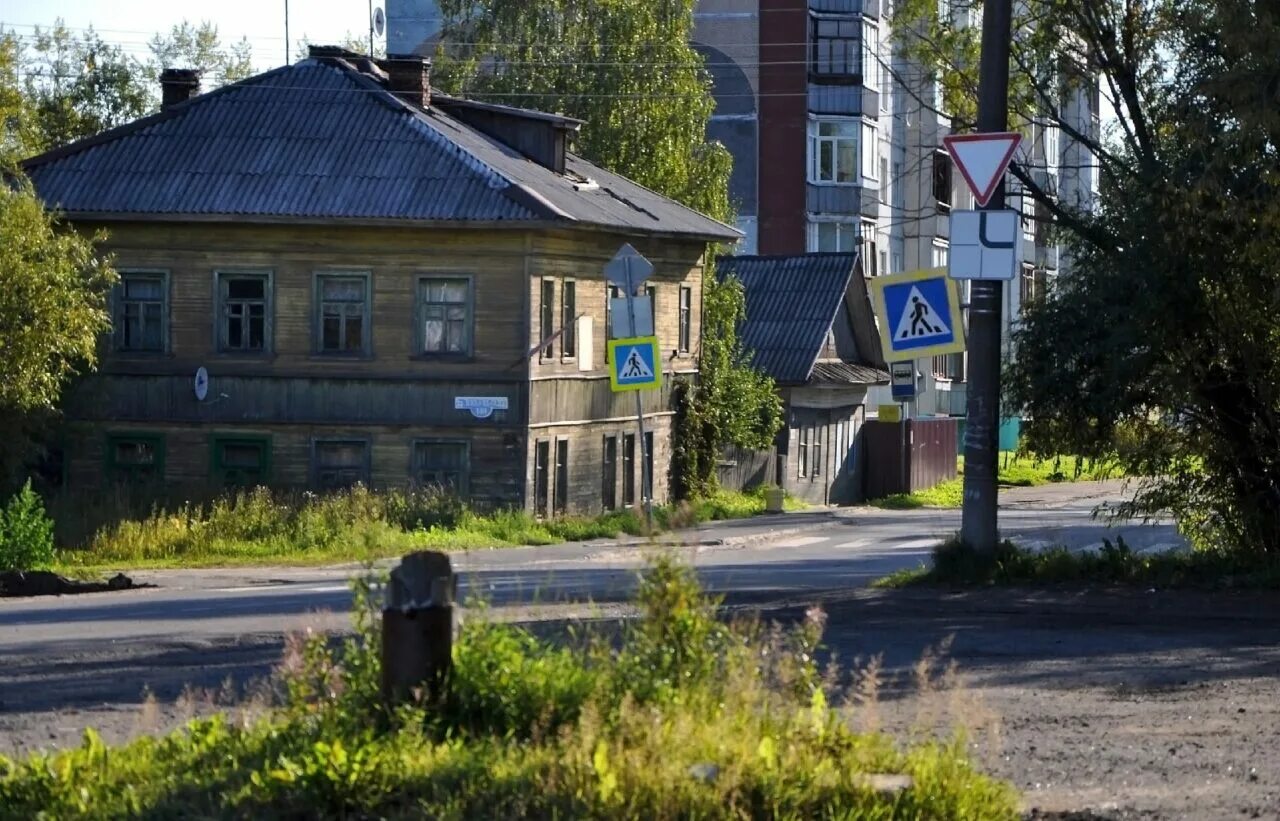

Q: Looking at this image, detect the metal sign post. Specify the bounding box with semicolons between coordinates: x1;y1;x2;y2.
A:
605;244;657;529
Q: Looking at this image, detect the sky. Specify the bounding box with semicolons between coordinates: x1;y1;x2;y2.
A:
2;0;383;70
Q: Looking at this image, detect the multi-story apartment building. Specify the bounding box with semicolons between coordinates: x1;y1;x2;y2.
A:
387;0;1098;419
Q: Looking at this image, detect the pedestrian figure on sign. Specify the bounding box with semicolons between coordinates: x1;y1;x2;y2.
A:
906;296;937;338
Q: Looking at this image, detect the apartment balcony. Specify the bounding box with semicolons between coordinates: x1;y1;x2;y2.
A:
808;83;880;119
809;0;874;17
807;183;879;219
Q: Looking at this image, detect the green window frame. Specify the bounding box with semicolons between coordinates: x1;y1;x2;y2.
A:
314;272;371;355
105;433;165;484
211;435;272;487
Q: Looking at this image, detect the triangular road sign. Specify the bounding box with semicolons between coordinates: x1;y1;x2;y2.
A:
620;347;654;379
943;132;1022;207
892;285;952;342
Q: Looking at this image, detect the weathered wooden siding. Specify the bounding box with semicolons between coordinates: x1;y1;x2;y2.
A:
780;388;869;505
65;421;524;506
524;417;675;516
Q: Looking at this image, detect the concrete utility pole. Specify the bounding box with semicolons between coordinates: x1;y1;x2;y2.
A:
960;0;1014;551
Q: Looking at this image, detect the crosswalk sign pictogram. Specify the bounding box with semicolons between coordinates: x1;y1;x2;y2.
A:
869;268;966;361
608;336;662;392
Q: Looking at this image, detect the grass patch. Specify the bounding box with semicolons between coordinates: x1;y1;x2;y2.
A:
877;536;1280;589
53;485;798;572
869;451;1124;510
0;556;1018;819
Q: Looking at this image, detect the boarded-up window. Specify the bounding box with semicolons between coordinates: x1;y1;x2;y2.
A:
116;273;165;352
419;278;471;355
218;273;270;353
318;275;368;354
313;440;369;490
413;440;469;495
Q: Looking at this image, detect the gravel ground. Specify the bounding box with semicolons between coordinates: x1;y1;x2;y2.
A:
2;588;1278;820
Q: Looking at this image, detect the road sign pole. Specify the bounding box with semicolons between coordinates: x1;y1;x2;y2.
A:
623;262;653;531
961;0;1014;553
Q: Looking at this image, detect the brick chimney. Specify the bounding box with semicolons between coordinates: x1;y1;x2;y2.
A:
159;68;201;109
378;54;431;108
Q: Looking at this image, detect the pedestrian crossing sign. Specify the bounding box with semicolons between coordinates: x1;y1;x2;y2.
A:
869;268;967;361
608;336;662;392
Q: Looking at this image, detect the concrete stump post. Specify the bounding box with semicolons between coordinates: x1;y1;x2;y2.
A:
381;550;457;705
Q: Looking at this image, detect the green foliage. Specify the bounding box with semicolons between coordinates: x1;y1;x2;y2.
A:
0;556;1019;819
146;21;254;86
1007;2;1280;556
0;33;41;164
870;452;1120;509
0;480;55;571
53;484;791;570
434;0;732;223
881;535;1280;590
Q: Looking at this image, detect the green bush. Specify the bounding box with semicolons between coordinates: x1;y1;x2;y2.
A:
0;555;1019;819
0;480;54;571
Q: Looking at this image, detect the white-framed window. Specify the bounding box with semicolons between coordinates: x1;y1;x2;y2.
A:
860;220;879;276
808;219;859;252
1044;122;1060;176
808;118;858;184
863;21;880;93
862;122;879;181
1020;190;1036;239
932;240;950;269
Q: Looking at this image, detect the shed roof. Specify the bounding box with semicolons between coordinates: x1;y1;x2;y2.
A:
21;58;739;242
717;253;888;386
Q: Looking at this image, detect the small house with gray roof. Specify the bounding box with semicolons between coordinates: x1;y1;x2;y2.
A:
22;47;738;514
716;253;888;505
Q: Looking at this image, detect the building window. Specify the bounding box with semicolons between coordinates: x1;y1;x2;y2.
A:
643;431;654;502
808;119;857;184
540;279;555;359
604;284;619;363
645;285;657;335
561;280;576;358
106;433;164;484
115;272;166;352
811;15;860;78
312;439;370;490
534;439;550;517
554;439;569;515
860;221;878;276
933;353;965;380
217;271;271;353
413;439;469;495
933;150;952;212
863;22;880;91
622;433;636;507
418;277;471;356
812;426;823;479
862;122;879;180
811;220;859;252
931;241;950;269
1044;123;1060;176
602;435;618;511
1020;190;1037;239
797;426;810;478
316;273;369;355
1019;263;1040;313
678;286;692;353
211;436;270;487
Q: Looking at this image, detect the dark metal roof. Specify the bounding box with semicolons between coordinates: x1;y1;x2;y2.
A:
717;253;883;385
21;58;739;241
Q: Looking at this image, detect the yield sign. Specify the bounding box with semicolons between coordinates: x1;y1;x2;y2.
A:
942;132;1022;207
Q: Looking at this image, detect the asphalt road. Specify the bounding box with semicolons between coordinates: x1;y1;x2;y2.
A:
0;480;1178;649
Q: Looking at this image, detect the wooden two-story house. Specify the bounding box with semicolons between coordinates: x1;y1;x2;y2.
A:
22;47;738;514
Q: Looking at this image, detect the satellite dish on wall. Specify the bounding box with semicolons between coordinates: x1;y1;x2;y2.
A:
194;367;209;401
372;6;386;37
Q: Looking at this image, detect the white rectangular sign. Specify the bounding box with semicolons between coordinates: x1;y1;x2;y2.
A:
948;209;1019;281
